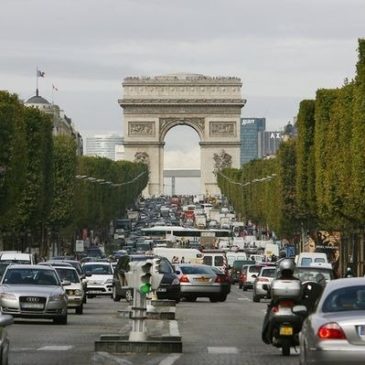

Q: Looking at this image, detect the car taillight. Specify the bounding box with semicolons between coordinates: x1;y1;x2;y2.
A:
258;278;269;282
215;275;225;283
271;306;279;313
317;323;346;340
179;275;190;283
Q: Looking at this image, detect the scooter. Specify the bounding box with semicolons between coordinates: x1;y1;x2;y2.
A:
262;281;322;356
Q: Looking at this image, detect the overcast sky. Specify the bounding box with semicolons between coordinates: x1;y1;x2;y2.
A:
1;0;364;185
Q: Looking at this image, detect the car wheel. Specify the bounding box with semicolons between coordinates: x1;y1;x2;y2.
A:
186;296;197;302
0;339;9;365
75;304;83;315
87;294;95;298
243;285;247;291
112;286;122;302
238;283;243;289
83;295;87;304
210;297;219;303
175;297;181;304
218;294;227;302
54;314;68;325
253;294;260;302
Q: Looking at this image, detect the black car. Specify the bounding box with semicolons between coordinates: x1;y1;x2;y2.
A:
112;254;180;303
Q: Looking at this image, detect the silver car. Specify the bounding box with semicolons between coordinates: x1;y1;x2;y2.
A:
252;266;276;302
299;277;365;364
175;264;227;302
0;264;68;324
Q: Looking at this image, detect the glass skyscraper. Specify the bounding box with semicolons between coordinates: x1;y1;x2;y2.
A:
85;135;124;161
240;118;266;165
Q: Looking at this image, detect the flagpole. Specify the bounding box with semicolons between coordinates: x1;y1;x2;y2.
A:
36;66;39;96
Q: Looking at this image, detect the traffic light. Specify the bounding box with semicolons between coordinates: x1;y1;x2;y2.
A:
139;260;153;295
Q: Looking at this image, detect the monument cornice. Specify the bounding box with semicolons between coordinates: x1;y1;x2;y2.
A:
122;141;165;147
122;105;242;115
119;98;246;107
199;141;241;146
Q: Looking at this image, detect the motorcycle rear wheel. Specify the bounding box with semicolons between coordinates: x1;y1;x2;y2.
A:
281;339;291;356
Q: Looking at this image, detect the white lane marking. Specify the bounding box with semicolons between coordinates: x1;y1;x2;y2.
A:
237;297;250;301
169;320;181;337
158;354;182;365
93;352;133;364
208;346;239;354
11;348;34;352
38;345;73;351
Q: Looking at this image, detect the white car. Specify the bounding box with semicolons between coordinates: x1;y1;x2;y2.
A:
54;266;84;314
82;262;114;297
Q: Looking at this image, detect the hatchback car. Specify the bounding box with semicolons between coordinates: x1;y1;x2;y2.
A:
54;266;84;314
299;277;365;364
239;264;262;291
252;266;276;302
175;264;228;302
82;262;114;297
0;264;68;324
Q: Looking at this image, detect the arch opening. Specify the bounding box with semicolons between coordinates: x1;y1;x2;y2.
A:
163;125;201;195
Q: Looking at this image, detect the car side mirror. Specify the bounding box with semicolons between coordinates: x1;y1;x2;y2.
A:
80;274;86;280
85;271;92;277
62;280;71;286
251;274;257;278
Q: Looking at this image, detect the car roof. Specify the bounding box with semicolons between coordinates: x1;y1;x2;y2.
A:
6;264;55;270
82;261;111;265
324;277;365;290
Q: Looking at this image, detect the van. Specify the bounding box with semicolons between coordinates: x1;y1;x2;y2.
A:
226;251;247;267
296;252;328;267
202;250;227;273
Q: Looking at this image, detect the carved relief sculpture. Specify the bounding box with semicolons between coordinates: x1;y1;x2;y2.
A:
134;152;150;166
128;121;155;136
209;122;236;137
213;149;232;173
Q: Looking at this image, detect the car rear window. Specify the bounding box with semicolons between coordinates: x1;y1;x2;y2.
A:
261;268;276;277
203;256;212;266
180;266;213;275
248;266;261;274
322;285;365;312
214;256;224;266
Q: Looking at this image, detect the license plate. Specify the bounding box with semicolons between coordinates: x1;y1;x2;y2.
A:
196;277;209;282
157;288;167;292
358;325;365;336
280;326;293;336
21;303;44;309
88;290;101;294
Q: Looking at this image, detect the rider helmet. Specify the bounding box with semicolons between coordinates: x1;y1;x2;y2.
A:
278;258;295;277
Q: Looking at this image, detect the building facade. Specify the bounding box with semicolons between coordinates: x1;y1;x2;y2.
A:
240;117;266;165
25;91;83;155
85;135;124;161
258;130;283;158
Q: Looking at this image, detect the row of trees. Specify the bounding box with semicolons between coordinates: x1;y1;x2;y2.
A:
0;91;148;256
218;39;365;264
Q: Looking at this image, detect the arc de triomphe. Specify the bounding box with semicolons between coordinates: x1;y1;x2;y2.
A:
119;74;245;196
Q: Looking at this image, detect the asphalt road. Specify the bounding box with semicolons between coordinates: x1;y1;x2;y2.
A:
7;286;300;365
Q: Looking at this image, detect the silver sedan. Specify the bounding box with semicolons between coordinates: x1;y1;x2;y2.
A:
0;264;68;324
175;264;228;302
299;277;365;364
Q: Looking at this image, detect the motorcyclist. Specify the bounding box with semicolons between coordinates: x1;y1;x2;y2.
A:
261;258;299;344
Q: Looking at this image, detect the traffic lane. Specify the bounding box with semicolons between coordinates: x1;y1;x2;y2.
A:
173;284;298;365
7;296;125;365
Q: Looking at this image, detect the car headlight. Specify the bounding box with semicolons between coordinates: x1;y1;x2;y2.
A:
0;293;17;301
49;294;65;302
105;279;113;284
74;289;83;296
172;278;180;286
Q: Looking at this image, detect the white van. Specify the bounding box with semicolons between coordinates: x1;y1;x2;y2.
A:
226;251;247;266
0;251;35;265
202;251;228;273
296;252;328;267
152;247;203;264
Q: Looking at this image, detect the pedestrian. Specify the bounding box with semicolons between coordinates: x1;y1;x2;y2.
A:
172;256;179;264
181;256;185;263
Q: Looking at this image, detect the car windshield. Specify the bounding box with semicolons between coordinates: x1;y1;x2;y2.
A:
249;266;261;274
55;268;80;283
180;266;214;275
322;285;365;312
295;267;333;282
2;268;60;285
84;264;112;275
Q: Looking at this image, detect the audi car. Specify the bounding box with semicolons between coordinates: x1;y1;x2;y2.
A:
0;264;68;324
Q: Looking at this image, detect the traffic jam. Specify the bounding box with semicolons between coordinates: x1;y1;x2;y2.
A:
1;195;365;364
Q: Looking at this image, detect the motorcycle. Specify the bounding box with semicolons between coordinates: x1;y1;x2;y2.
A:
262;280;322;356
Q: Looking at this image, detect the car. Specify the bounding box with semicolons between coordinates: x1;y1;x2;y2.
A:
82;262;114;297
295;265;334;284
252;266;276;302
239;264;263;291
0;314;13;365
0;264;68;324
211;266;231;295
53;266;84;314
299;277;365;365
112;254;180;303
230;260;255;284
175;264;228;302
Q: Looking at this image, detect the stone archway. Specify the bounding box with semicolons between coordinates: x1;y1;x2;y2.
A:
119;74;246;196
